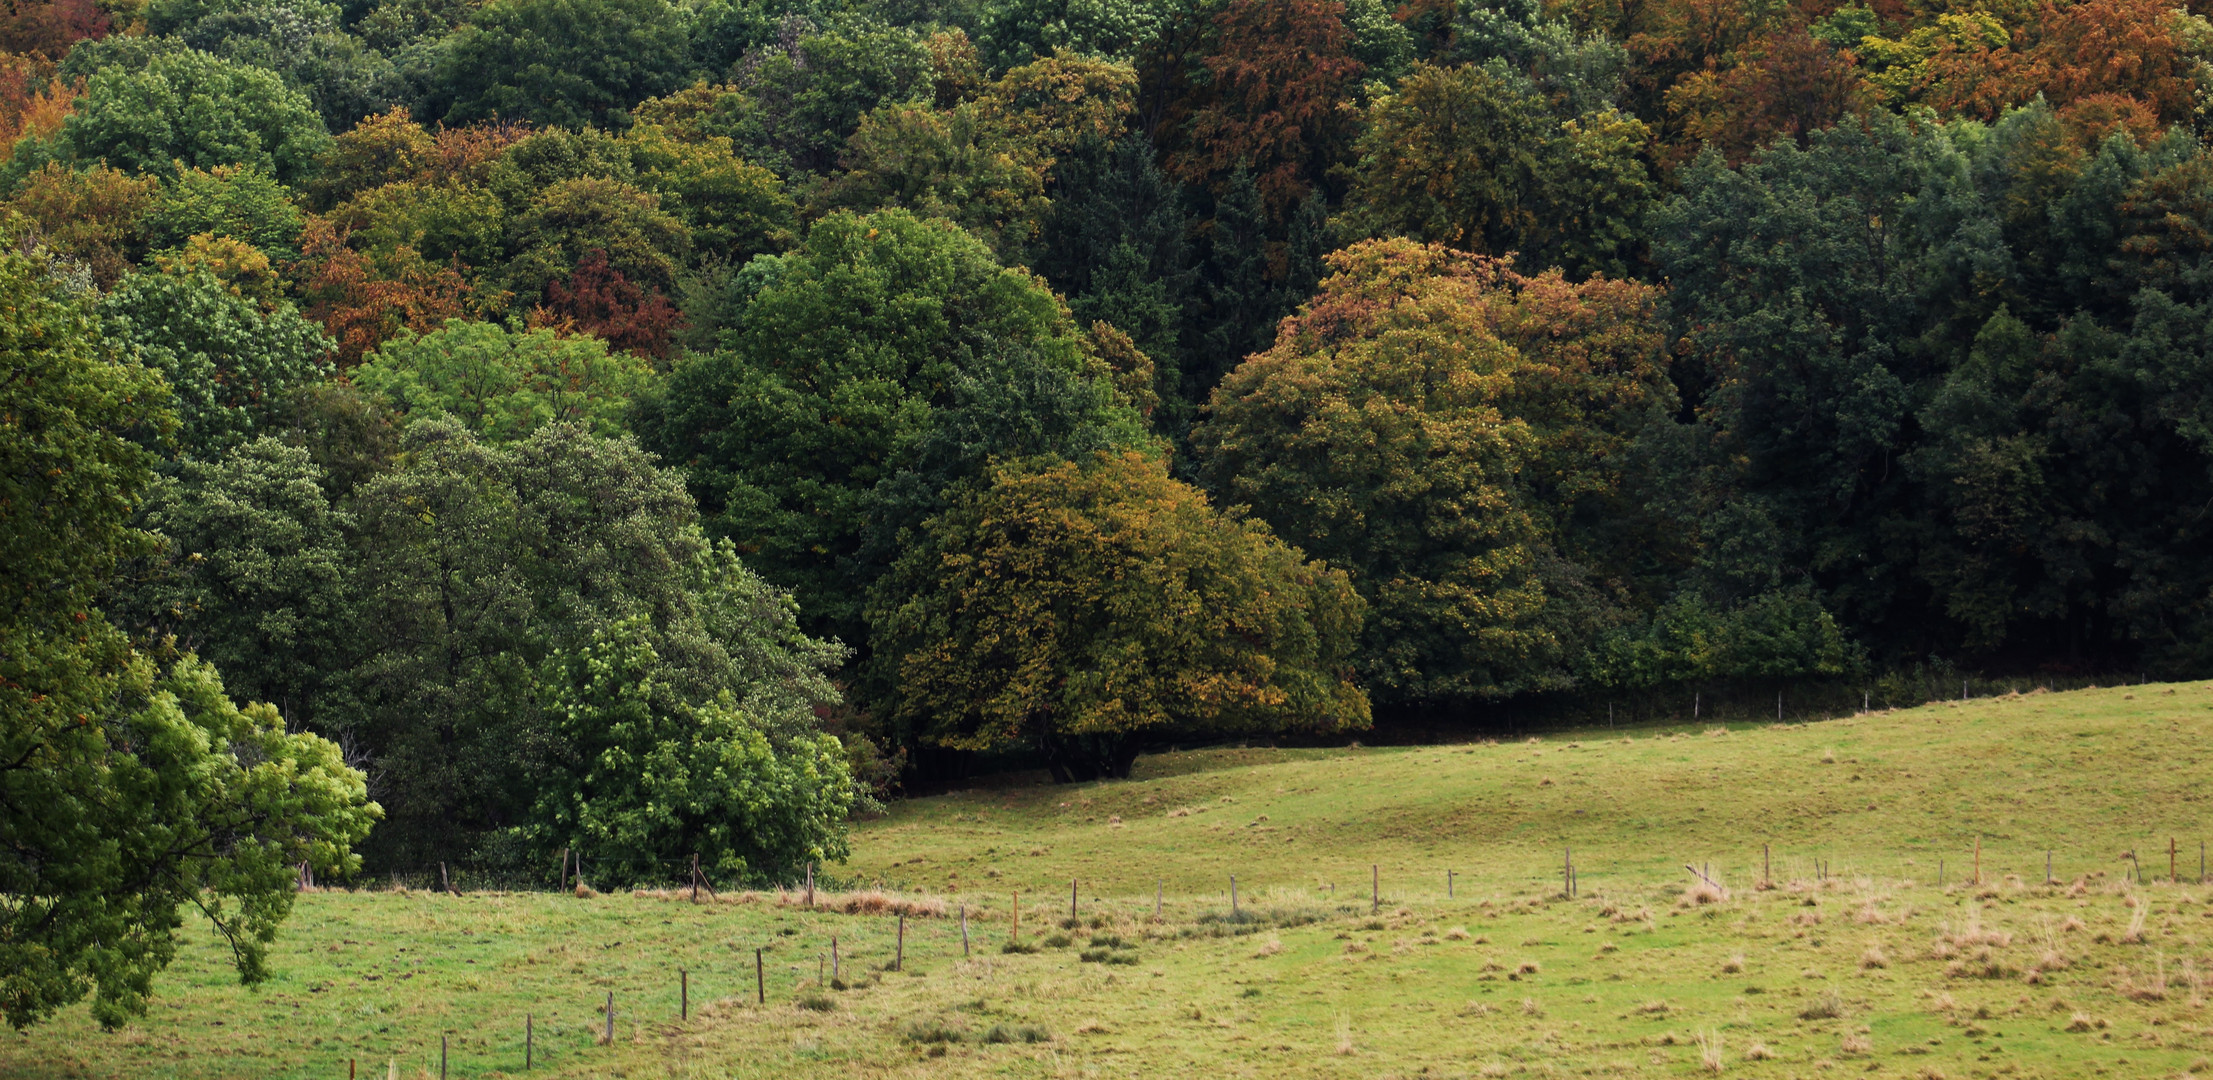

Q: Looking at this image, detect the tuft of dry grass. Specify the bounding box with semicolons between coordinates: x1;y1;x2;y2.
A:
1745;1041;1774;1061
1515;960;1541;975
1695;1029;1724;1073
1720;953;1746;974
1334;1015;1354;1055
1681;880;1729;907
1861;944;1888;969
1444;926;1470;940
1798;990;1845;1020
2066;1011;2097;1032
1840;1032;1872;1055
1251;936;1283;958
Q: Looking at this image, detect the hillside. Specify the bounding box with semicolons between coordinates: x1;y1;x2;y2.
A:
846;682;2213;900
10;684;2213;1079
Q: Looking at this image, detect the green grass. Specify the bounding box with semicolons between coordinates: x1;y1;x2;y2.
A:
10;682;2213;1079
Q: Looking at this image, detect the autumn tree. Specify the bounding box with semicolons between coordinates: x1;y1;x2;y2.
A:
1158;0;1364;217
1194;238;1673;703
871;450;1368;781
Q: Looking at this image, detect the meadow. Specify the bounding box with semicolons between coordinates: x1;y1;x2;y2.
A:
10;682;2213;1079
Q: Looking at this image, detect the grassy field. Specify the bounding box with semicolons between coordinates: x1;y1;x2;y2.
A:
9;683;2213;1079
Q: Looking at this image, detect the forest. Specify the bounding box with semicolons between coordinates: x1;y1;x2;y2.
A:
8;0;2213;1032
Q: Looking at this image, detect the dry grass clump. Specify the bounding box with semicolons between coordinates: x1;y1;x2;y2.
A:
1695;1029;1724;1072
574;881;599;899
2065;1011;2097;1032
1744;1041;1774;1061
2121;900;2150;944
1840;1032;1872;1055
1798;990;1845;1020
1251;936;1284;958
1720;953;1746;974
1515;959;1541;975
1444;926;1471;941
1680;880;1729;907
1861;945;1888;970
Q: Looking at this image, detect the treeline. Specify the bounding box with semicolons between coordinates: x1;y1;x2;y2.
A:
8;0;2213;968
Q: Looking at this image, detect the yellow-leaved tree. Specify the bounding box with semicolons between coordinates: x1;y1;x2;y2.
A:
870;450;1368;782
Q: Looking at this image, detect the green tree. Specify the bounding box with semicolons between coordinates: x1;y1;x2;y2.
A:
342;419;845;869
0;247;377;1030
529;615;859;884
143;165;306;261
871;450;1368;781
429;0;693;129
636;208;1105;642
353;319;654;441
99;268;335;456
1345;61;1653;279
687;16;937;180
503;175;692;300
122;438;354;725
40;46;332;187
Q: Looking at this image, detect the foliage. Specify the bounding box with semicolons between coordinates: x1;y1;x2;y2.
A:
816;51;1135;260
0;249;375;1030
637;208;1102;642
872;450;1368;780
144;164;305;260
353;318;653;440
4;161;157;287
122;438;354;721
293;217;474;366
99;267;335;456
430;0;692;129
528;615;859;884
1158;0;1363;217
1194;238;1671;702
341;419;843;868
44;46;332;186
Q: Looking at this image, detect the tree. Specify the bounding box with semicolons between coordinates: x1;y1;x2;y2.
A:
683;16;937;180
528;615;860;884
503;175;692;301
1159;0;1363;217
293;217;475;366
430;0;693;129
1193;238;1671;702
353;318;654;440
814;51;1136;262
121;439;354;725
342;418;847;869
3;162;157;287
41;46;332;186
99;267;335;456
1345;61;1655;278
622;121;795;263
871;450;1368;781
534;249;685;360
637;208;1110;643
1665;28;1866;164
1032;131;1190;376
144;165;307;260
0;247;377;1029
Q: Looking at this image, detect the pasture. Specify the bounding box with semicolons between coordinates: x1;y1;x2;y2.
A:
11;683;2213;1079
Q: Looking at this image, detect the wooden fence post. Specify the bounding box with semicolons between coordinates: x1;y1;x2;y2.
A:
831;935;839;981
604;992;613;1045
1013;892;1021;945
1070;878;1077;922
1371;865;1379;914
440;1034;447;1080
961;905;969;957
525;1014;532;1070
680;969;688;1020
690;854;700;903
806;862;815;908
896;913;906;971
1230;875;1239;919
755;947;764;1004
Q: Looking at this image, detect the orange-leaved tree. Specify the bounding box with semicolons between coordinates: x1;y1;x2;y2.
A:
1161;0;1365;218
